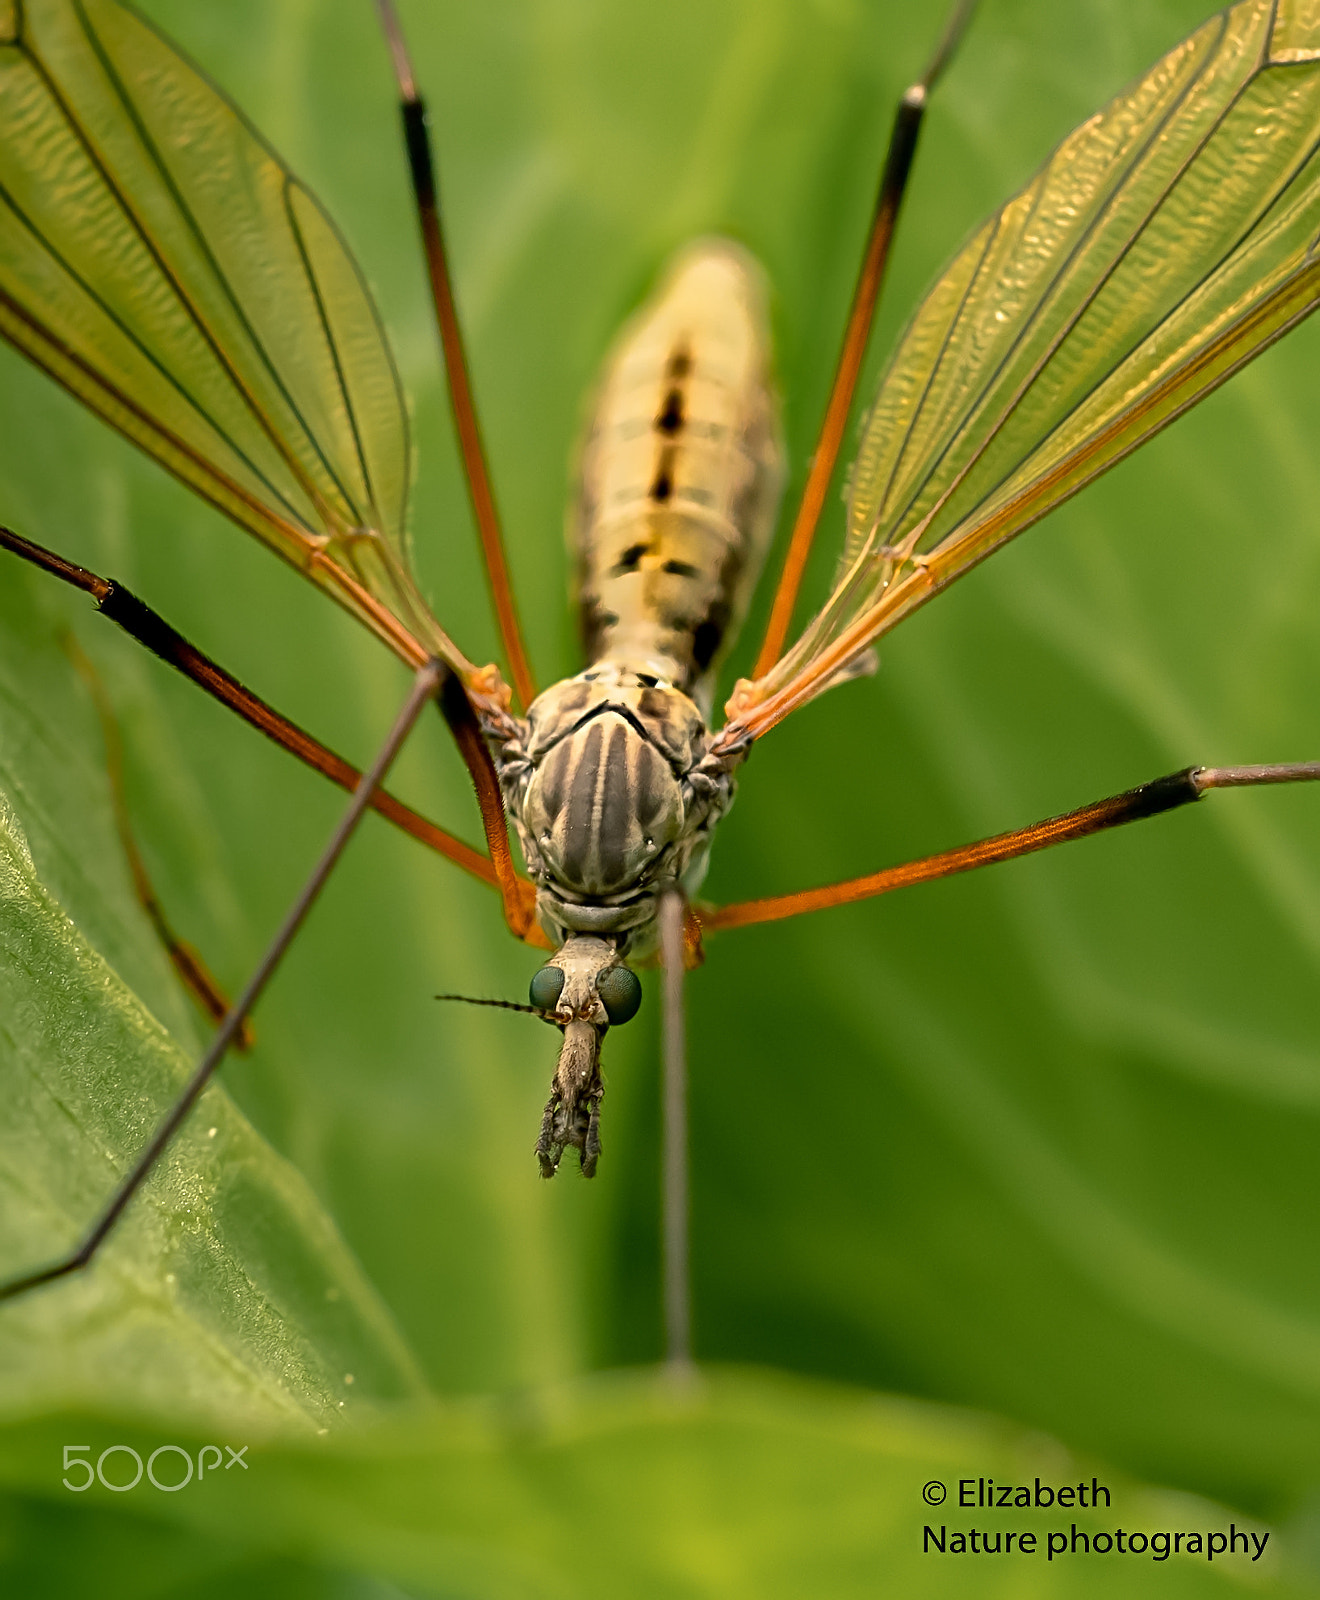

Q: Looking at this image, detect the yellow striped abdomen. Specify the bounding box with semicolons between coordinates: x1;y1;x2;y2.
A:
574;241;783;714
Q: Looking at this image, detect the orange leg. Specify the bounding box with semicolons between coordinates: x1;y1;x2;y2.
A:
434;669;541;943
63;630;256;1050
751;0;976;681
701;763;1320;933
374;0;537;713
0;525;541;942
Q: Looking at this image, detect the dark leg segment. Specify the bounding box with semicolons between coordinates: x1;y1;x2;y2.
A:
373;0;536;712
0;524;498;887
752;0;978;677
704;763;1320;932
435;672;538;940
0;661;444;1303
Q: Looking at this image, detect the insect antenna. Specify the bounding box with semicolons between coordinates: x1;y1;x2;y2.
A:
434;993;553;1020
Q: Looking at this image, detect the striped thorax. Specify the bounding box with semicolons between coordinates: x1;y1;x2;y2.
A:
489;241;784;1174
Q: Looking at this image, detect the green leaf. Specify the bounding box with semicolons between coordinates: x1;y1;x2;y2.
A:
0;1370;1309;1598
0;574;426;1428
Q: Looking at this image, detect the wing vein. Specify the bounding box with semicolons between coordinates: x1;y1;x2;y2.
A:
64;5;348;530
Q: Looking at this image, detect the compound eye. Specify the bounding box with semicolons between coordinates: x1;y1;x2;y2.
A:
529;966;566;1011
597;964;642;1025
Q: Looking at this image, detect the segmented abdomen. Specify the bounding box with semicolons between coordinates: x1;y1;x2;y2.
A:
574;242;783;713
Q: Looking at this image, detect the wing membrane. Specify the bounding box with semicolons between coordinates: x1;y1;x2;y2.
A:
728;0;1320;738
0;0;464;668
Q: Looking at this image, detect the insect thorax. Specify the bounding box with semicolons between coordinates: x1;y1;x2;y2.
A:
498;667;725;949
494;240;785;952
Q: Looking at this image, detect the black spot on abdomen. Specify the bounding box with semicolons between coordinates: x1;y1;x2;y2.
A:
612;542;648;575
656;388;684;435
692;602;731;673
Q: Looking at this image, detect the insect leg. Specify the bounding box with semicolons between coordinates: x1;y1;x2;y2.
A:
702;763;1320;932
659;888;693;1375
0;659;445;1304
0;524;498;888
62;629;254;1049
373;0;536;712
433;671;541;942
751;0;978;678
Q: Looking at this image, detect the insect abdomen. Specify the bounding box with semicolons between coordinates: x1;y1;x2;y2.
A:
574;242;783;711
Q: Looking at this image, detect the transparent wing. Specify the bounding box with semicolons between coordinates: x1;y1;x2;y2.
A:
0;0;466;669
726;0;1320;740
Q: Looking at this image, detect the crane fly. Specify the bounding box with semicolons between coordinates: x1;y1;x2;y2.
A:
1;0;1319;1380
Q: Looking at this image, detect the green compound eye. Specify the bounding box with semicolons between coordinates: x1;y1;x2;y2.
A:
597;965;642;1025
529;966;566;1011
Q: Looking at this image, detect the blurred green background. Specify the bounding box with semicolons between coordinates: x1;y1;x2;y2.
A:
2;0;1320;1593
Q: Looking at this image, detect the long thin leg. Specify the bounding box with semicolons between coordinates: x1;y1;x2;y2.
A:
702;762;1320;932
751;0;977;680
658;888;693;1376
0;526;544;936
434;669;540;942
63;630;255;1049
0;660;444;1303
373;0;536;713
